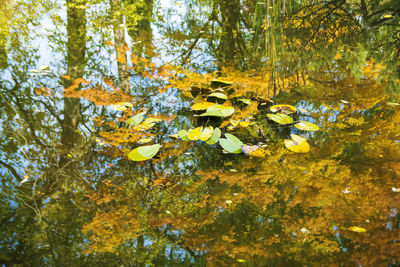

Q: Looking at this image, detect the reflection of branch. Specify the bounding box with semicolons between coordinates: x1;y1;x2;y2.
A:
0;159;20;180
9;89;48;149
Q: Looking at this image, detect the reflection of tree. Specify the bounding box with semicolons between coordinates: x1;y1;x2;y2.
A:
61;0;87;164
110;0;130;94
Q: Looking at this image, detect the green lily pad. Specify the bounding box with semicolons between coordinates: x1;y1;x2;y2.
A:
206;127;221;145
267;113;294;124
178;130;189;141
219;133;243;154
294;121;320;131
200;105;235;117
208;92;228;100
128;144;161;161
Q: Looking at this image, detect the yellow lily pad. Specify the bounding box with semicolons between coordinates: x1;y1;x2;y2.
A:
284;134;310;153
270;104;297;114
191;102;216;111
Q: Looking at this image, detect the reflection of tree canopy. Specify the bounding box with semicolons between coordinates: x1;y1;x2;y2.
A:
0;0;400;265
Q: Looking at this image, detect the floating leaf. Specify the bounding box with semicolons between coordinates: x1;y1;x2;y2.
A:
220;139;242;154
348;226;366;233
270;104;297;114
178;130;189;141
191;102;216;111
210;79;233;88
241;145;270;157
138;137;154;144
111;102;133;111
199;126;214;141
200;105;235;117
238;98;252;105
188;127;203;141
267;113;294;124
208;92;228;100
206;127;221;145
127;111;147;126
387;102;400;107
294;121;320;131
128;144;160;161
240;121;250;127
219;134;243;154
284;134;310;153
134;118;162;131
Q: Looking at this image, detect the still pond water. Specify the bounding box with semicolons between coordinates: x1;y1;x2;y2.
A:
1;0;400;266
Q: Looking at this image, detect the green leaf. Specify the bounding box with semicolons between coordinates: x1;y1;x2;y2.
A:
206;127;221;145
127;111;147;126
128;144;161;161
208;92;228;100
178;130;189;141
200;105;235;117
219;139;242;153
267;113;293;124
294;121;320;131
219;133;243;153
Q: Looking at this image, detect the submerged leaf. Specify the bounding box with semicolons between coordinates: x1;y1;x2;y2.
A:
267;113;294;124
128;144;160;161
294;121;320;131
284;134;310;153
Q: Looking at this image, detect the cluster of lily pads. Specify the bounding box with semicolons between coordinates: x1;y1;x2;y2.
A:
114;79;320;161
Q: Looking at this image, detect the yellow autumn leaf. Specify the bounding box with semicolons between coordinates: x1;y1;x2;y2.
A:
188;127;203;140
191;102;216;111
284;134;310;153
199;126;214;141
348;226;367;233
